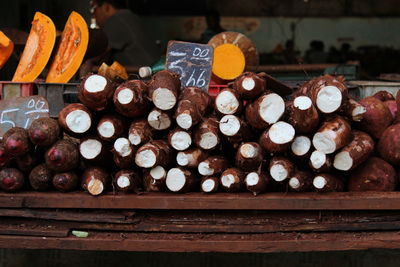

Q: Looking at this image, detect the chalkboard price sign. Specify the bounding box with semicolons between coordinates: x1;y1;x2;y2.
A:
0;96;49;138
166;41;213;91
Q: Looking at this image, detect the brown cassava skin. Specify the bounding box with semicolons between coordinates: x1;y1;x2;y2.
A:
220;168;245;193
96;114;126;142
147;70;181;103
333;130;375;171
395;90;400;124
113;170;142;193
45;139;79;172
3;127;31;156
313;115;352;153
214;88;243;115
78;74;115;111
199;156;230;176
112;141;136;170
128;119;154;146
233;72;266;100
143;167;167;192
53;172;79;192
113;80;150;118
372;90;395;102
0;168;24;192
288;170;314;192
313;173;344;192
219;115;252;146
81;167;110;196
378;124;400;166
245;93;281;130
16;151;38;173
309;151;333;173
0;143;13;168
357;96;392;139
348;157;397;191
339;98;366;122
135;140;172;168
176;148;208;168
58;103;93;137
28;117;60;147
384;100;397;120
29;164;53;191
235;142;264;171
245;172;270;196
194;117;220;150
259;127;292;155
167;167;198;193
286;98;319;134
269;157;294;182
200;176;220;193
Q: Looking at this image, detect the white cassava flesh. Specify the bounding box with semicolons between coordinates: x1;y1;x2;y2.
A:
166;168;186;192
289;177;300;189
80;139;102;160
219;115;240;136
117;176;131;188
291;136;311;156
352;106;366;121
65;110;91;133
245;172;259;186
176;152;190;166
312;133;336;154
98;121;115;138
117;88;134;104
313;176;327;189
242;77;255;91
333;151;353;171
88;179;104;196
150;166;166;180
198;162;214;176
294;96;312;110
199;132;218;150
84;75;107;93
135;149;156;168
259;93;285;124
148;110;171;130
270;164;288;182
202;179;215;192
171;131;192;151
240;143;257;158
215;91;240;114
129;132;141;146
316;86;342;113
269;121;295;144
114;138;132;157
221;174;235;188
176;114;192;130
153;88;177;110
310;150;327;169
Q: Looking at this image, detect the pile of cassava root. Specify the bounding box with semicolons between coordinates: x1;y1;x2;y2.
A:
1;70;399;196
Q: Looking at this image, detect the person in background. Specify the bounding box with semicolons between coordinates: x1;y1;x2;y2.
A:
200;9;226;44
283;40;299;64
305;40;328;64
81;0;160;76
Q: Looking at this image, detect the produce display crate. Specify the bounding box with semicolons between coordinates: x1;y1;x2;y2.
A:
348;80;400;100
36;83;79;117
0;82;37;100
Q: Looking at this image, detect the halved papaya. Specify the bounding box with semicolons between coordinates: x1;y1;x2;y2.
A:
46;11;89;83
12;12;56;82
0;31;14;69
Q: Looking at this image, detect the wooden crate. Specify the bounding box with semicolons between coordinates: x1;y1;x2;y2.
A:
36;83;78;117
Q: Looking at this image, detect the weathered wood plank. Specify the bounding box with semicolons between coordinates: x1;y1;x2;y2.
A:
1;191;400;210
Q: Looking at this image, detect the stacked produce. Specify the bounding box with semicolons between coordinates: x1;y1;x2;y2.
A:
1;70;399;195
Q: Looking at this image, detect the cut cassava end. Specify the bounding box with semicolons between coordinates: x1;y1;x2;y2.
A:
309;150;332;173
78;74;114;111
168;128;192;151
152;87;178;111
58;103;92;135
81;167;110;196
176;148;208;168
29;164;53;191
245;93;285;129
3;127;31;156
147;70;180;107
45;139;79;172
113;80;150;118
219;115;252;144
215;88;242;115
198;156;229;176
348;157;397;192
287;96;319;134
97;114;125;142
313;174;344;192
288;170;313;192
53;172;78;192
0;168;25;192
333;130;374;171
201;176;219;193
245;172;270;196
148;108;172;130
28;117;60;147
220;168;245;193
194;117;220;150
128;119;154;146
135;140;171;168
234;72;266;100
312;116;352;154
235;142;264;171
259;121;295;154
291;136;312;157
212;43;245;80
315;85;343;113
79;137;111;166
166;167;197;193
113;170;141;193
143;166;167;192
340;98;366;122
269;157;294;182
112;138;135;169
